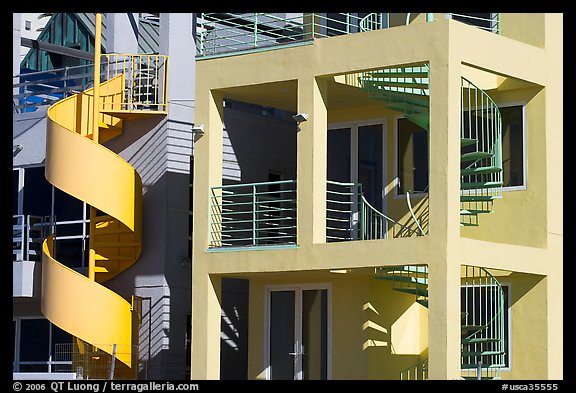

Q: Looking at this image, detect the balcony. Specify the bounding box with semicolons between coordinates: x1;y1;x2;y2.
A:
207;179;425;252
209;180;297;250
196;13;499;59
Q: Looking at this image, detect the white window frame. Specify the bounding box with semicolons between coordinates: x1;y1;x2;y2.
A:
496;101;527;192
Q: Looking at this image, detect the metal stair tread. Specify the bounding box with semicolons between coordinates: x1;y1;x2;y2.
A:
461;181;503;190
393;287;429;297
362;80;429;90
460;363;506;370
460;208;492;214
461;151;494;162
374;275;429;285
460;195;498;202
368;70;429;79
461;165;502;176
462;337;500;344
376;266;428;274
461;138;478;147
94;254;135;261
461;324;486;334
462;350;505;357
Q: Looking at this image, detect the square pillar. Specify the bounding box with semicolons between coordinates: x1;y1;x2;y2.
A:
426;53;462;379
190;271;222;379
296;76;328;246
190;88;224;379
192;89;224;251
544;13;563;379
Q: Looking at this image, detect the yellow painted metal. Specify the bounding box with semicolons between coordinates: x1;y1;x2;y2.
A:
42;69;145;373
41;236;132;366
88;13;102;282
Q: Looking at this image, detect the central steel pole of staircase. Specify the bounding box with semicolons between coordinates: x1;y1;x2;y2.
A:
88;13;102;282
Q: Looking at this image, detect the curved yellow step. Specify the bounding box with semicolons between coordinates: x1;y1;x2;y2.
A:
41;75;142;372
41;236;133;366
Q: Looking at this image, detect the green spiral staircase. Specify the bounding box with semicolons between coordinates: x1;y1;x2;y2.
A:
358;63;503;227
357;62;505;379
375;265;506;380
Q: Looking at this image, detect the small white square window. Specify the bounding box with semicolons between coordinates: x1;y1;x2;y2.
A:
25;20;31;31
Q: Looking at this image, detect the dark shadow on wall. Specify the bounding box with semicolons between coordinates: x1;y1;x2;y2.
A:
220;278;250;380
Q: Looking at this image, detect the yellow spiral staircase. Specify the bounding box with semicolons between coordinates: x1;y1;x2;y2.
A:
41;54;168;379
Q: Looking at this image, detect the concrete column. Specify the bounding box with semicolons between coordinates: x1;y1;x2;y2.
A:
426;52;462;379
190;267;222;379
191;88;224;379
296;76;328;246
107;13;139;54
544;12;563;380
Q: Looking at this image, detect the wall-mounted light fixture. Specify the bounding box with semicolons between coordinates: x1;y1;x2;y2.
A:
191;124;204;135
13;144;23;157
292;113;308;123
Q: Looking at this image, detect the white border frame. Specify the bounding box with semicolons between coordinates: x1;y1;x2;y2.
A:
263;282;333;380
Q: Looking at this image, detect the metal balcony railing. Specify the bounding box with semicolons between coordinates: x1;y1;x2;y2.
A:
13;215;53;262
197;13;500;58
13;54;168;114
13;64;96;113
209;180;297;248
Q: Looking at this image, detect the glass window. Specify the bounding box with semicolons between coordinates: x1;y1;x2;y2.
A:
327;128;351;183
23;167;52;217
20;319;50;362
397;118;429;194
359;124;383;211
500;105;524;188
54;187;83;221
14;318;73;373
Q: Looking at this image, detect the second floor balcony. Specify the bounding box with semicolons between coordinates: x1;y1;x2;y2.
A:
196;13;500;59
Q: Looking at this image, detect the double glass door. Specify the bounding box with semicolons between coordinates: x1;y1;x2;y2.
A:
327;122;385;212
265;285;330;380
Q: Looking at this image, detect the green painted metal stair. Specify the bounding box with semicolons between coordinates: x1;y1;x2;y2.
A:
374;265;506;380
358;65;503;228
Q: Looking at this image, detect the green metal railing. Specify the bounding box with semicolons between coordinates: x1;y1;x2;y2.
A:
326;180;360;241
375;265;429;307
209;180;297;248
198;13;372;58
400;358;428;380
449;13;500;34
460;77;503;226
326;180;418;242
197;13;500;58
461;265;506;374
358;63;430;131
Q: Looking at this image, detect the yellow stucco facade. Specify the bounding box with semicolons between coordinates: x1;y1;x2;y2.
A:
191;13;562;380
